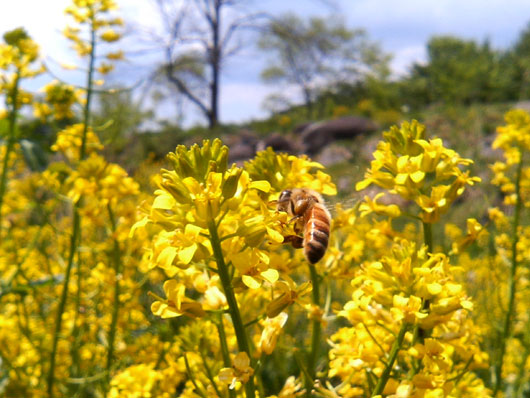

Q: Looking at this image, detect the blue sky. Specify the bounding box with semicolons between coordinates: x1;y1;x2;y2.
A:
2;0;530;126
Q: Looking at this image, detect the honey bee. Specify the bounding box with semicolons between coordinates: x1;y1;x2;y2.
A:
276;188;331;264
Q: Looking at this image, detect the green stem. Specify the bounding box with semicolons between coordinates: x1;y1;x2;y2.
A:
493;155;524;396
184;353;207;398
47;207;80;397
105;204;122;394
79;17;96;161
216;314;236;398
306;264;321;397
207;220;255;398
422;222;433;253
69;248;83;396
199;347;223;398
371;322;408;396
407;221;434;378
47;13;97;397
0;72;20;240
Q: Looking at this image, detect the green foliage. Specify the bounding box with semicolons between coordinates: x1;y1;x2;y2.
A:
94;90;153;152
504;22;530;99
259;14;387;118
406;36;508;106
3;27;29;46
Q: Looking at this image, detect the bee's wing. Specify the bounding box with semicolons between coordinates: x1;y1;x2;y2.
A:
326;196;360;217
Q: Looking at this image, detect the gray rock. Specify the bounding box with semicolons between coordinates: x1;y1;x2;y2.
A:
316;144;352;167
299;116;378;155
256;133;297;153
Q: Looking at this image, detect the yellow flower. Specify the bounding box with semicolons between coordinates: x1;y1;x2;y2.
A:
109;364;160;398
51;123;103;162
100;29;121;42
97;62;114;74
391;295;425;323
259;312;288;355
218;352;254;389
266;277;312;318
359;193;401;218
245;147;337;195
151;279;205;319
357;120;480;223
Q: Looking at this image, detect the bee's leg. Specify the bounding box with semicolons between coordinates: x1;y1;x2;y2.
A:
283;235;304;249
289;215;302;223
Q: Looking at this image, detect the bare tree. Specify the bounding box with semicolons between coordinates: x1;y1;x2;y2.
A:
152;0;265;129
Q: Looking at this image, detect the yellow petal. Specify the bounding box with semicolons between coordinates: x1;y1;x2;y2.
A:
242;275;261;289
355;178;372;191
158;247;178;268
260;269;279;284
178;244;197;264
266;227;284;243
256;250;270;264
397;156;409;168
461;299;473;310
184;224;202;238
427;283;442;296
151;302;180;319
152;193;175;210
321;184;337;196
249;180;271;192
129;216;148;237
163;279;179;296
395;173;408;185
410;170;425;183
234;352;251;369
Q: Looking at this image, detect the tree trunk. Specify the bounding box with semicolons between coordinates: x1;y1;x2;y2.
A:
303;86;313;120
210;0;221;129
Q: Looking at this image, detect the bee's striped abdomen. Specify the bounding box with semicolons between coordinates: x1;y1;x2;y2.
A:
303;203;331;264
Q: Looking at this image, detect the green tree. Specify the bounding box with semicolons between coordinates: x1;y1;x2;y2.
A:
407;36;505;105
259;14;380;119
506;22;530;99
94;89;152;153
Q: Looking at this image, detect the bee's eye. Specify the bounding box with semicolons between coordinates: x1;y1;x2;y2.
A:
279;190;291;202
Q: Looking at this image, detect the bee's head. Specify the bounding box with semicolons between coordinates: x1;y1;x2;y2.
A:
277;189;292;213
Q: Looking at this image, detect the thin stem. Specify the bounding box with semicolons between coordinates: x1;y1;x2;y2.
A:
47;13;97;397
199;347;223;398
105;204;122;394
47;207;80;397
69;247;83;396
79;17;97;161
0;72;20;240
422;222;433;253
184;353;207;398
207;219;255;398
493;155;524;396
306;264;321;397
407;221;434;377
362;323;387;361
371;322;408;397
216;314;236;398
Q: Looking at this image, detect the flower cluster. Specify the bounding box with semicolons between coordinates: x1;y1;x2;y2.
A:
64;0;124;64
33;80;81;121
357;120;480;223
329;240;488;397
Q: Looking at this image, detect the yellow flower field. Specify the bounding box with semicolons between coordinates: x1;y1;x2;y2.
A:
1;1;530;398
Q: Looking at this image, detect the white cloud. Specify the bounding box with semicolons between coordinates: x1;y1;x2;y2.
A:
0;1;70;59
391;45;427;76
220;82;299;124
